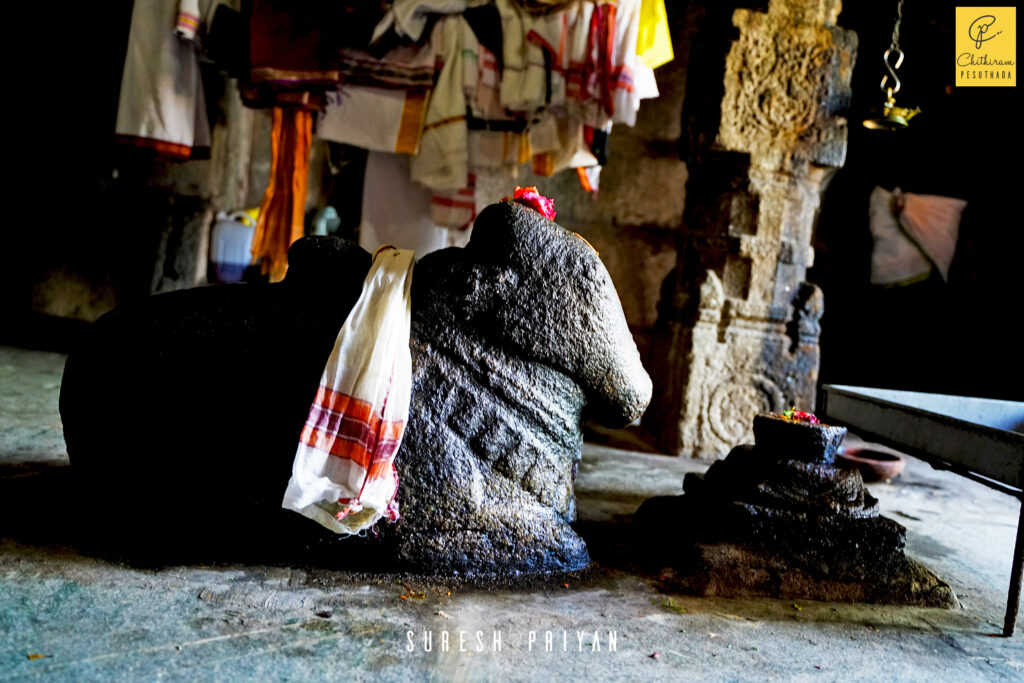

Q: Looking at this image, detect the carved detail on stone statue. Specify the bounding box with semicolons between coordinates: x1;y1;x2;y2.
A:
59;203;653;575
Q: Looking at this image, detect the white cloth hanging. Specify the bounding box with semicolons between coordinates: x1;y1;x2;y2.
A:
281;247;415;535
318;87;428;155
115;0;220;158
869;186;966;285
410;15;470;190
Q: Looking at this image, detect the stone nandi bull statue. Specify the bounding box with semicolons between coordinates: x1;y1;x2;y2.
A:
60;201;651;575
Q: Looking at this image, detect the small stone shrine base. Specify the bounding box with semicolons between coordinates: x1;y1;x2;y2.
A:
636;412;958;609
665;542;956;608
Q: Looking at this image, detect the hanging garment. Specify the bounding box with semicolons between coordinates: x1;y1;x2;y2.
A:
465;34;517;124
564;0;594;105
530;117;598;176
469;129;532;169
636;0;673;69
541;8;574;107
245;1;396;106
561;0;656;128
463;23;507;119
899;190;966;281
361;151;451;255
564;0;610;125
251;107;313;282
247;1;339;89
528;113;562;177
576;165;602;193
410;16;470;190
372;0;468;43
431;174;477;231
464;2;504;71
523;7;572;108
497;0;551;112
115;0;219;159
527;114;561;155
582;1;616;121
282;246;415;535
606;0;658;127
336;40;438;90
868;186;966;286
318;87;428;154
175;0;201;42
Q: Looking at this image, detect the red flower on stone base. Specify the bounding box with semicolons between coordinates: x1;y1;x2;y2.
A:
779;408;821;425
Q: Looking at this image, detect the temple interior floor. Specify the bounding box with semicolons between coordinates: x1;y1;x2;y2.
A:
1;345;1021;680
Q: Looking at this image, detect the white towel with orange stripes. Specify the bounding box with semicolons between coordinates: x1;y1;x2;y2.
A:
282;247;415;535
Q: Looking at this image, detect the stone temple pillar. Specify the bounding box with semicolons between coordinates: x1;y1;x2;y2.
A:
644;0;857;458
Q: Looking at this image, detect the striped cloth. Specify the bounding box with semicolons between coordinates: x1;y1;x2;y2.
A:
318;87;429;155
431;174;476;231
282;247;415;534
175;0;201;43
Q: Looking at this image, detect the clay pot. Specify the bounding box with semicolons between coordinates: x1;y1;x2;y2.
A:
837;448;906;482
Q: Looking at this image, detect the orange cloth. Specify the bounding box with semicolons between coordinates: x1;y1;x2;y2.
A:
251;107;313;282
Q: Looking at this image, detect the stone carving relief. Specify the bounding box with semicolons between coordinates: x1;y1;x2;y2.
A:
706;373;785;447
722;23;835;147
720;3;856;170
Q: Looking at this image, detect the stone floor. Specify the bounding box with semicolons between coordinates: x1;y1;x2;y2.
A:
1;345;1021;681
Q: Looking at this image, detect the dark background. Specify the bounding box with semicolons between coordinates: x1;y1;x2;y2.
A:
810;0;1022;401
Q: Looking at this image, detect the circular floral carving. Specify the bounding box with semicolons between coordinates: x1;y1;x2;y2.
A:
708;375;785;446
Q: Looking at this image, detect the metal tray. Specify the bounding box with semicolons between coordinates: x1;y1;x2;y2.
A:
822;384;1024;636
822;385;1023;490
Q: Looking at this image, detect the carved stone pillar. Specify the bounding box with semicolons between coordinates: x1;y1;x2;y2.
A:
644;0;856;458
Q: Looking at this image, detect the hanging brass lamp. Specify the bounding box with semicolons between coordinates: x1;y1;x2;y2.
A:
863;0;921;130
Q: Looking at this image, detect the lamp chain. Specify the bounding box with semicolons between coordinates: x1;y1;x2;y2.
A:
881;0;906;97
890;0;904;51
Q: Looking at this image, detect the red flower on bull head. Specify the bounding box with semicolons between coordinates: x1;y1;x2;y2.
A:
502;186;556;221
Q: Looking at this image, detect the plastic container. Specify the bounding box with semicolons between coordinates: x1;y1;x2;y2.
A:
210;210;256;283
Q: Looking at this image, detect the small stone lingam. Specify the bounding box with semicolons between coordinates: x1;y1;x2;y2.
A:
636;411;956;607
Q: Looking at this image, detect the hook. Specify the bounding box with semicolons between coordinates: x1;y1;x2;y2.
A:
880;48;904;95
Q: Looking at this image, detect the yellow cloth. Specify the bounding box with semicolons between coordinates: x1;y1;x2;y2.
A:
636;0;673;70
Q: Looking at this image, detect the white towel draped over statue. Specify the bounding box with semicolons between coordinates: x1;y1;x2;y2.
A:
282;247;415;535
